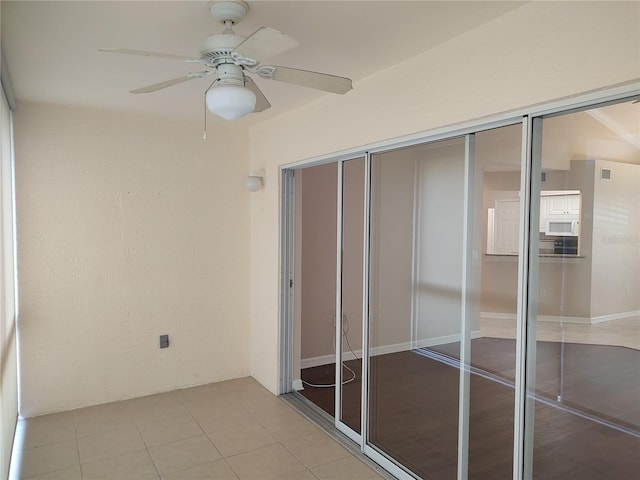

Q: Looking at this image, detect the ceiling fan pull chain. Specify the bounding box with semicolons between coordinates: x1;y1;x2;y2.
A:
203;97;207;140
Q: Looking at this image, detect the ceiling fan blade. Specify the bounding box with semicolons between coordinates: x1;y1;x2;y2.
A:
100;48;200;62
233;27;298;63
244;77;271;113
130;72;207;94
269;66;353;94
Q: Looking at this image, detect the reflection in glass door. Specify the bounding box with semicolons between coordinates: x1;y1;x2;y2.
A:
365;124;524;479
295;158;365;439
367;139;466;477
297;162;339;417
468;124;523;478
368;125;522;478
525;100;640;478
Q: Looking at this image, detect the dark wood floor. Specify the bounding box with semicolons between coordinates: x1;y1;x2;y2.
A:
300;338;640;479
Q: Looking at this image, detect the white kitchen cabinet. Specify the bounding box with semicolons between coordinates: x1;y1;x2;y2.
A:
547;194;580;215
539;196;550;232
567;194;580;214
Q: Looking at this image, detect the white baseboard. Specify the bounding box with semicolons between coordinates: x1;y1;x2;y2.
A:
413;331;482;349
292;379;304;391
300;351;359;369
591;310;640;324
481;310;640;325
300;331;482;369
480;312;517;321
481;312;590;324
538;315;591;324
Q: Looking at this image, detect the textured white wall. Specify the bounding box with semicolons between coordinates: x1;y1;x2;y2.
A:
248;1;640;392
369;149;416;350
415;140;466;342
14;103;251;417
591;159;640;318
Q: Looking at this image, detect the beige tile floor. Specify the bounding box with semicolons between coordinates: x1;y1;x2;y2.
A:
11;377;386;480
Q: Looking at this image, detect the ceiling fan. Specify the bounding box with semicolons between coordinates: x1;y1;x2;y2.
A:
101;0;353;122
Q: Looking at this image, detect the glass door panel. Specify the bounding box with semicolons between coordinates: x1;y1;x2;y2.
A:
339;157;365;434
464;124;523;478
526;100;640;478
366;125;523;479
368;139;466;477
297;163;339;417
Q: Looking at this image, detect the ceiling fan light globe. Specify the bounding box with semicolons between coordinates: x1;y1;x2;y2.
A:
206;84;256;120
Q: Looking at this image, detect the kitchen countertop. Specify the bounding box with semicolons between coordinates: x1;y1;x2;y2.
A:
485;253;585;262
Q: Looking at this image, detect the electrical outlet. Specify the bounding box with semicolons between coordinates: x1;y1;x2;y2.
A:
160;334;169;349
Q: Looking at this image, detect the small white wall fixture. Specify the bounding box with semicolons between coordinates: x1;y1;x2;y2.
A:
245;171;265;192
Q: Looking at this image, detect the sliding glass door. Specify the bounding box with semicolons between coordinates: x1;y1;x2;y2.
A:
366;138;466;477
296;163;338;416
364;124;523;479
466;125;523;478
337;157;365;437
294;158;366;441
524;100;640;478
284;90;639;480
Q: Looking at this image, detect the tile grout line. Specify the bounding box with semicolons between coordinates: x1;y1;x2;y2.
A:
166;388;235;478
127;397;163;480
281;393;395;480
194;399;273;479
72;409;83;480
138;390;235;478
183;391;316;479
20;380;385;480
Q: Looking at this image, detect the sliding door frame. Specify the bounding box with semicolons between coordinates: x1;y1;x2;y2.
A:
334;158;368;444
334;160;345;434
279;168;296;395
360;152;371;448
457;133;476;480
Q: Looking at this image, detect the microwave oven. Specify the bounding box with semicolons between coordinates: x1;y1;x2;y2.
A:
546;218;579;236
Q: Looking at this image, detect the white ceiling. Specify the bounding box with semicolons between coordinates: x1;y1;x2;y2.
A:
2;1;525;126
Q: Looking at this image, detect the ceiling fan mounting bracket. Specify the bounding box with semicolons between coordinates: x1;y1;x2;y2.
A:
199;32;245;66
209;1;249;25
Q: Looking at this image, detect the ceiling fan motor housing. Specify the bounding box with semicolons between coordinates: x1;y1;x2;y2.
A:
199;33;244;64
216;64;246;87
209;1;249;25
